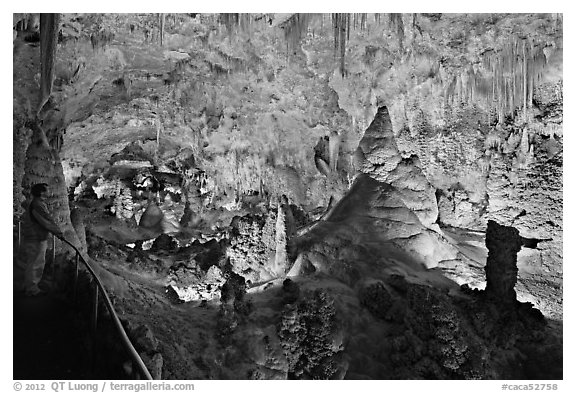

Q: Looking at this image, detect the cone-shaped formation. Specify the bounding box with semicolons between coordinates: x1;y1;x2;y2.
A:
354;106;439;228
295;173;458;283
22;129;128;295
139;200;164;230
22;133;82;255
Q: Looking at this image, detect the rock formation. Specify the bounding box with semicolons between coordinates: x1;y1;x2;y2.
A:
273;199;288;277
484;220;523;304
354;106;439;228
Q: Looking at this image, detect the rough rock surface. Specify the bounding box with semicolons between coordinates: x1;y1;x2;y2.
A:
354;106;439;228
226;213;277;284
168;264;225;302
64;153;562;381
278;289;346;379
298;173;458;277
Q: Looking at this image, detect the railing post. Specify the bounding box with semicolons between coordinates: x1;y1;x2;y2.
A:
73;253;79;303
58;237;153;380
47;234;56;280
92;285;99;335
91;284;100;377
18;221;21;252
52;234;57;263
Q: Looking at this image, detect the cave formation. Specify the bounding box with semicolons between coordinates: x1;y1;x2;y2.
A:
12;13;563;380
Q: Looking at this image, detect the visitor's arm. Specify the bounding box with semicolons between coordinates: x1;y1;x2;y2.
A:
32;203;64;237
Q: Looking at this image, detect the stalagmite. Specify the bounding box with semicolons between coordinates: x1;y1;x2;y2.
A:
70;207;87;254
520;128;530;154
273;197;288;276
113;182;135;221
22;129;84;258
484;220;523;304
328;130;341;172
354;106;438;227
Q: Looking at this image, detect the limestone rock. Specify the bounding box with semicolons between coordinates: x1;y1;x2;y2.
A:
92;176;118;199
139;200;164;230
70;207;87;253
277;289;346;379
133;324;159;353
151;233;178;252
273;200;289;277
140;352;163;380
109;141;153;165
281;278;300;304
359;280;395;320
484;220;523;304
168;264;225;302
227;213;277;284
113;183;135;221
354;106;439;227
286;253;316;277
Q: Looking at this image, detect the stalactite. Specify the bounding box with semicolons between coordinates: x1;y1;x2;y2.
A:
528;41;534;111
446;75;457;106
159;13;165;46
449;35;554;125
471;68;476;103
522;40;527;119
512;44;517;112
38;13;61;115
331;13;347;77
508;78;514;116
497;56;505;124
347;13;351;41
221;13;239;37
281;13;312;54
339;14;346;76
332;13;338;54
491;61;496;109
389;13;404;51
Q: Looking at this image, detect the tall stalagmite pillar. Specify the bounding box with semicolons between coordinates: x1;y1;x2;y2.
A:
484;220;523;303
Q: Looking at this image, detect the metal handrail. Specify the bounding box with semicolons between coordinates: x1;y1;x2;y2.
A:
60;237;153;380
16;221;153;380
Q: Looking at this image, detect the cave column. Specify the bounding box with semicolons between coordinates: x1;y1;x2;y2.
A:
484;220;523;304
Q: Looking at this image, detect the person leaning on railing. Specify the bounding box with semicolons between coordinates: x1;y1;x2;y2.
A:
19;183;64;296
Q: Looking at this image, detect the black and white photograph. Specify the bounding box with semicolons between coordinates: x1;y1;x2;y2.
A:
8;4;568;387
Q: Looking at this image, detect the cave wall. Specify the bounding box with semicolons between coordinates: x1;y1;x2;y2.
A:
12;14;561;214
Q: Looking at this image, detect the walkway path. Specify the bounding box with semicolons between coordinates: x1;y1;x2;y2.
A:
13;258;91;380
